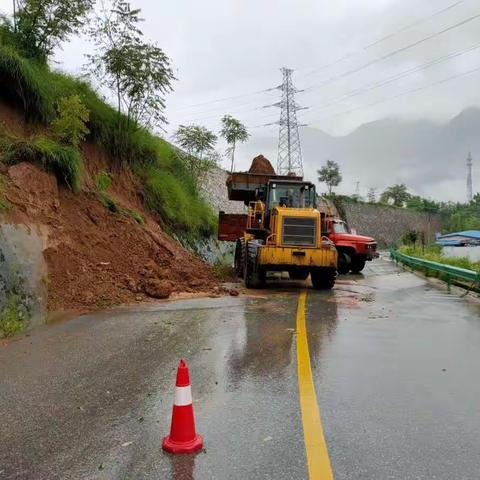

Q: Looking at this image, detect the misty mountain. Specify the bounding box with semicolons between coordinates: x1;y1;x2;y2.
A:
238;108;480;203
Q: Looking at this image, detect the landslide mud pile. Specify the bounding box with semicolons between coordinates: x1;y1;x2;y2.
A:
248;155;276;174
0;105;220;313
4;161;218;312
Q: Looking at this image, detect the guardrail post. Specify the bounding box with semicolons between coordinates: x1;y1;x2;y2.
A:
446;273;451;292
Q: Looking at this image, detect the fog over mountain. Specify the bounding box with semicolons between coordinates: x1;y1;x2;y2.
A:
236;107;480;203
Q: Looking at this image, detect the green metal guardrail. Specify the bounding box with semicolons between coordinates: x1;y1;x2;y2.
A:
390;249;480;292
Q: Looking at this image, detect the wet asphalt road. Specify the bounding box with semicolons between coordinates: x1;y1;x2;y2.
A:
1;257;480;479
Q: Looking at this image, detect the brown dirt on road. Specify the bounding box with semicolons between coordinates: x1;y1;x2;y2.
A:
4;162;219;312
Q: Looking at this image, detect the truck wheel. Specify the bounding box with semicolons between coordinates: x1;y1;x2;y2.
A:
234;238;245;278
311;268;336;290
289;270;310;280
350;256;366;273
244;241;265;289
337;251;351;275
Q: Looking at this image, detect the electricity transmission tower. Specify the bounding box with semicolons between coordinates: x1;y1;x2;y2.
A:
354;181;360;199
467;152;473;202
276;68;307;176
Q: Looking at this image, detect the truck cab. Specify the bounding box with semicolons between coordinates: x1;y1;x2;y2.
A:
323;218;378;274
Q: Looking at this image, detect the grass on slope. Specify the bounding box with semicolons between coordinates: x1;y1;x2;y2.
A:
139;151;216;236
0;44;215;236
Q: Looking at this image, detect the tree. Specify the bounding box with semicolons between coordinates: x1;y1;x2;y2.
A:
86;0;174;130
173;125;218;187
402;229;418;248
380;184;410;207
367;188;376;203
51;95;89;147
14;0;93;60
220;115;249;172
406;195;439;214
317;160;342;195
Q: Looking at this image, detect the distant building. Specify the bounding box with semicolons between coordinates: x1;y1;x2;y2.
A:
436;230;480;246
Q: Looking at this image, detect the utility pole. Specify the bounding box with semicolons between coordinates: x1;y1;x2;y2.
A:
275;68;307;176
354;181;360;199
467;152;473;202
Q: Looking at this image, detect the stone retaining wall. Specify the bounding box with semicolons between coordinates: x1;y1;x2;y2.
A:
342;203;442;247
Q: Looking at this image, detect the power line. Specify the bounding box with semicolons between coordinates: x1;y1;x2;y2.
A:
299;11;480;93
171;2;472;124
363;0;465;50
252;41;480;129
299;0;466;79
302;42;480;117
303;64;480;125
171;87;277;112
168;0;466;116
176;98;276;124
169;0;465;116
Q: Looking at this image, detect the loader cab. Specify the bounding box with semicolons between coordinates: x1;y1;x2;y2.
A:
266;181;316;210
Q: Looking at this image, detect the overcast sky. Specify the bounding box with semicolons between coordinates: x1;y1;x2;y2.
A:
1;0;480;200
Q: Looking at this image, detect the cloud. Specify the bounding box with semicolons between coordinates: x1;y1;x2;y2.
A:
1;0;479;201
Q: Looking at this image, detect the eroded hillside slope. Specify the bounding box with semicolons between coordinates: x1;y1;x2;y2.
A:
0;103;220;313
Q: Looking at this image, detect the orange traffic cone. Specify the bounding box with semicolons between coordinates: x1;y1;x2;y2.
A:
162;359;203;454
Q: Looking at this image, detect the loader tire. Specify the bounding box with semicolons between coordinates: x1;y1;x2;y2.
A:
234;238;246;278
244;241;265;289
311;268;336;290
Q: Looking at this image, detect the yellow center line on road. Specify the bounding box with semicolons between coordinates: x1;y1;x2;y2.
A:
296;290;334;480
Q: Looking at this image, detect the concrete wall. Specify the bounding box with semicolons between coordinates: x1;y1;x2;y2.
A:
200;167;245;214
0;224;48;329
196;167;245;265
443;245;480;263
341;203;442;248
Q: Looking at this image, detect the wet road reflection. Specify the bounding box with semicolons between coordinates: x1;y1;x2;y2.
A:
1;258;480;479
227;295;295;386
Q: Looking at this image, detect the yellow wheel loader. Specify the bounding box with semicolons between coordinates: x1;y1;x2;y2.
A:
218;167;337;290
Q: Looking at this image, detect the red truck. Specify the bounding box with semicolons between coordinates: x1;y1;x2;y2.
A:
322;215;378;274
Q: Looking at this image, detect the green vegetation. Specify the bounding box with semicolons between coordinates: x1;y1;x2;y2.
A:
13;0;93;61
0;173;10;210
0;293;27;337
140;160;215;236
399;245;479;272
98;192;120;213
337;182;480;235
220;115;249;172
123;208;145;225
0;9;215;238
95;171;112;192
0;264;30;338
86;0;174;129
94;170;146;225
173;124;218;189
318;160;342;195
380;184;410;207
52;95;90;147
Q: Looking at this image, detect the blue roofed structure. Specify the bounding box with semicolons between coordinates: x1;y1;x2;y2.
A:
436;230;480;246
